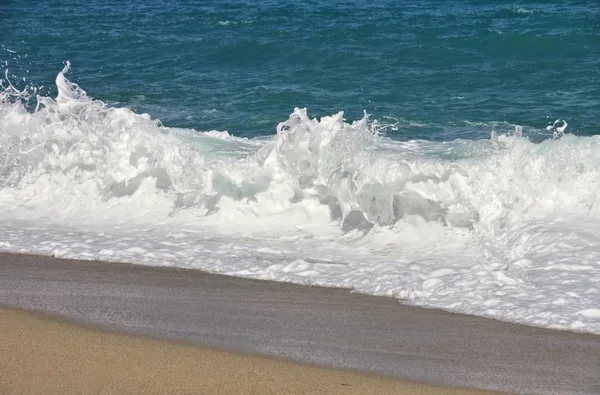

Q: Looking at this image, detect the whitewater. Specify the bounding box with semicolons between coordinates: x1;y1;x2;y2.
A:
1;64;600;334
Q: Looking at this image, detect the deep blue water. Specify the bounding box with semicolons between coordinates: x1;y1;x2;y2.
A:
2;0;599;139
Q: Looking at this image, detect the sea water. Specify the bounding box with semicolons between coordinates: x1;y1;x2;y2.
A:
1;0;600;333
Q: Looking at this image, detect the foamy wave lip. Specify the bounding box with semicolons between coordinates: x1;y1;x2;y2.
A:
0;64;477;232
2;63;600;334
197;129;258;144
0;62;594;236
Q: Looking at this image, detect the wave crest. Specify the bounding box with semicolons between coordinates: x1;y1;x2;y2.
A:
1;64;599;240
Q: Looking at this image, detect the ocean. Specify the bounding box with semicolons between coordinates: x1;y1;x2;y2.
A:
1;0;600;333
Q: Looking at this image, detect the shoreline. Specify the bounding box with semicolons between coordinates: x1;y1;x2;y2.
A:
0;306;493;395
1;252;599;394
3;250;598;337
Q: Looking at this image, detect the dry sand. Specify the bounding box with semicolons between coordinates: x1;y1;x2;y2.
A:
0;307;493;395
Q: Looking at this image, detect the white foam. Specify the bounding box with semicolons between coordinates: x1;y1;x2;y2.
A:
1;65;600;334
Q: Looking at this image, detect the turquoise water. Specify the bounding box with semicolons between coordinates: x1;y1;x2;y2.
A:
2;1;599;139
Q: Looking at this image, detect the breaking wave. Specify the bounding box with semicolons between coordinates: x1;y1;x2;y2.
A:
2;64;600;333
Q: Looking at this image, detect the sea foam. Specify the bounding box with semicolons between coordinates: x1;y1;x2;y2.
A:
1;65;599;333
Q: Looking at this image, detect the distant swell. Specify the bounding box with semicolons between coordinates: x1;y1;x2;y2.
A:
494;7;542;17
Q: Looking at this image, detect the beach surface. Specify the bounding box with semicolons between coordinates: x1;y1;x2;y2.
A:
0;307;491;395
0;252;599;394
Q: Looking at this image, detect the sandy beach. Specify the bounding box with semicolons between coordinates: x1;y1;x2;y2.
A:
0;307;494;395
1;253;599;394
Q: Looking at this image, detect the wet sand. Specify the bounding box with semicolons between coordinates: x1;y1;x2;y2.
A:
0;307;492;394
0;252;599;394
